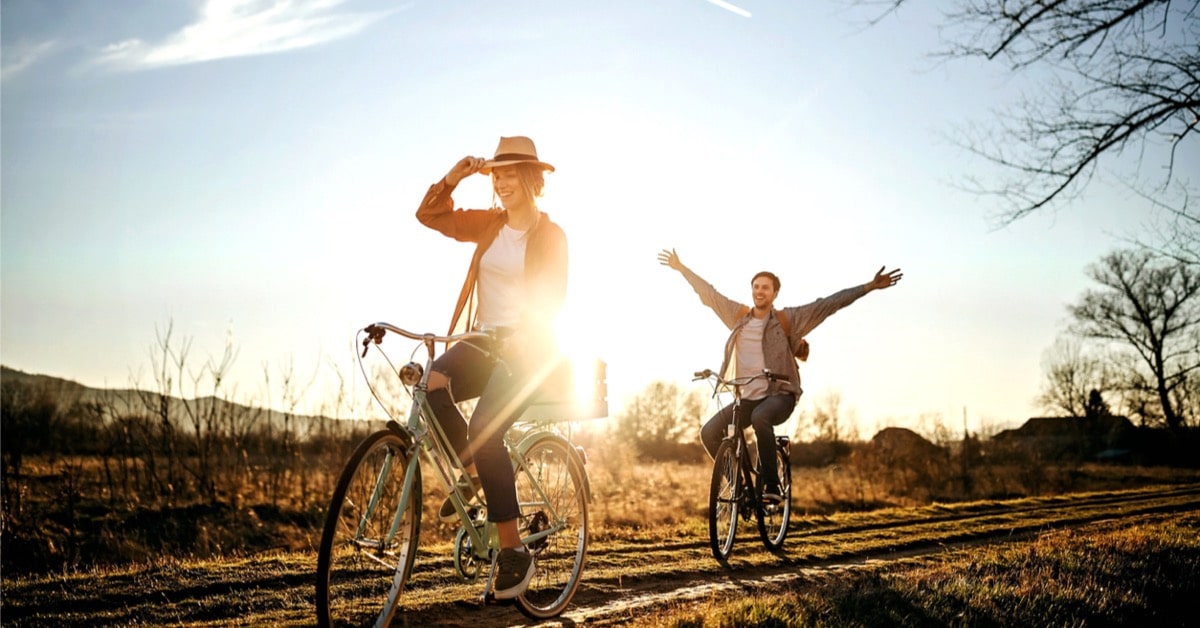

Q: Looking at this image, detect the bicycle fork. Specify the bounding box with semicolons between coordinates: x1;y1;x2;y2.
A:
736;440;759;522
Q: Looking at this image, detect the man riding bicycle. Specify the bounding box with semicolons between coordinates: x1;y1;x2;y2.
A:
658;248;902;503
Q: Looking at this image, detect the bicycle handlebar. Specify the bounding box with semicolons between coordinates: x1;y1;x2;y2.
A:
692;368;789;387
361;322;492;358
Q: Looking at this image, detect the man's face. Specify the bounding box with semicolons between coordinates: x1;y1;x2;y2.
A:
751;276;778;310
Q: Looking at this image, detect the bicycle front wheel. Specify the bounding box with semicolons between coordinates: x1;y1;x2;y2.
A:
708;440;739;562
756;446;792;551
316;429;422;627
513;434;589;619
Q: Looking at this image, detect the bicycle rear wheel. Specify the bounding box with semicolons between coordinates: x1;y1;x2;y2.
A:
316;429;421;627
756;443;792;551
513;434;589;619
708;440;739;562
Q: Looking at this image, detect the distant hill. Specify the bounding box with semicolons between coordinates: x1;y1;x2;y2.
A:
1;365;343;431
2;365;140;403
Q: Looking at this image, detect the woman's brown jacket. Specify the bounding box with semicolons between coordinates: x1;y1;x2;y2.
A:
416;178;568;342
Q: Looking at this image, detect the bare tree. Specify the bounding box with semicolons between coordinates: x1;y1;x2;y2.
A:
1;380;60;514
857;0;1199;223
259;355;322;508
1036;335;1113;416
1085;388;1115;418
796;390;857;444
179;334;240;501
1069;248;1200;433
130;321;186;502
1138;185;1200;266
616;381;705;457
130;320;252;502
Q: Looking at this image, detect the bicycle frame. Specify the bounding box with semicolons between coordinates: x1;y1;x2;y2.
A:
696;367;792;561
698;368;775;478
357;323;576;567
709;385;761;526
318;322;592;626
728;424;758;511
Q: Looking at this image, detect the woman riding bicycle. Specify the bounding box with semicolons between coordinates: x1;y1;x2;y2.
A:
416;135;567;600
658;248;902;503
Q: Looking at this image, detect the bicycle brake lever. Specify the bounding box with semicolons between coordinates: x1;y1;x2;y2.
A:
362;324;386;357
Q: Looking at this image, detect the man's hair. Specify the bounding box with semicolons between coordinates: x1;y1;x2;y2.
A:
751;271;780;293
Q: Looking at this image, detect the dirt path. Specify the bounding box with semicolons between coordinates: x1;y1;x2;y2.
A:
4;485;1198;627
503;484;1200;627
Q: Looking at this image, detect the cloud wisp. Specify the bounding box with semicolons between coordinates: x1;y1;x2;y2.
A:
1;39;59;82
705;0;751;18
92;0;399;72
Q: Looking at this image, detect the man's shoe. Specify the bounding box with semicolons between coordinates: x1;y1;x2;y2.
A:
761;483;783;504
438;474;480;523
493;547;535;600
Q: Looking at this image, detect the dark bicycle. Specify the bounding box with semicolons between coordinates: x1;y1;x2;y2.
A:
693;368;793;563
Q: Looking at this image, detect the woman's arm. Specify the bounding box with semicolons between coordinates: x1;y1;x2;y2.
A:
415;156;495;242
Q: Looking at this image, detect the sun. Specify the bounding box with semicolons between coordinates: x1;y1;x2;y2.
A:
524;314;607;421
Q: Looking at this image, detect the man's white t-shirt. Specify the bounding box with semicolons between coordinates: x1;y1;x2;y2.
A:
735;315;768;400
476;225;528;329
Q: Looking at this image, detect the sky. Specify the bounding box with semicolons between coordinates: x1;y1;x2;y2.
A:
3;0;1193;438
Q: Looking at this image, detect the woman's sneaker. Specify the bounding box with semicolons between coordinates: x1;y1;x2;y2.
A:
438;474;480;522
493;547;535;600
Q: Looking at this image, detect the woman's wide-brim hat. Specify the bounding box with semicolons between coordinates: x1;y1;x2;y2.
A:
479;136;555;174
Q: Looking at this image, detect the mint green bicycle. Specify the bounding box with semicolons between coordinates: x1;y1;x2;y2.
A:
315;322;592;625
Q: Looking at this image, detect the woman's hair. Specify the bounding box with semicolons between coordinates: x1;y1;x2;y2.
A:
492;162;546;208
516;162;546;199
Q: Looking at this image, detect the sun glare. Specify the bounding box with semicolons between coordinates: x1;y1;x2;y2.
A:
542;316;608;420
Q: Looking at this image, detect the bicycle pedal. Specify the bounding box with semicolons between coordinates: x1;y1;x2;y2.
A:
481;591;514;607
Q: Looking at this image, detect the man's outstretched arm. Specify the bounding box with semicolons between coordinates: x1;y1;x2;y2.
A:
786;265;904;338
866;266;903;292
657;248;688;274
658;248;743;328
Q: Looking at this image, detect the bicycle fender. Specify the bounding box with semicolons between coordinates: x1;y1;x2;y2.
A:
386;420;414;447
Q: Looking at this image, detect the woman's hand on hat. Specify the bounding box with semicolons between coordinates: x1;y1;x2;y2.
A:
445;156;486;186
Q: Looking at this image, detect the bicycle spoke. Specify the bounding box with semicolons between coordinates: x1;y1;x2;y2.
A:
514;435;589;619
317;430;421;627
709;441;739;562
756;445;792;551
339;323;592;623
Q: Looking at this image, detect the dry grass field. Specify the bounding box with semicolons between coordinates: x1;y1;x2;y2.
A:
4;429;1198;577
3;483;1197;626
4;379;1199;626
7;420;1200;624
